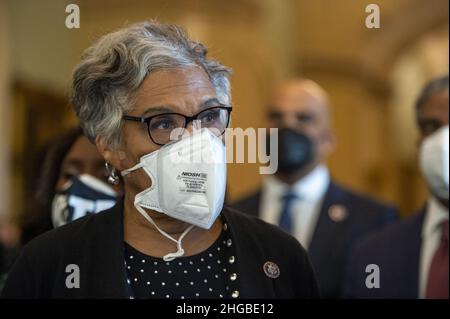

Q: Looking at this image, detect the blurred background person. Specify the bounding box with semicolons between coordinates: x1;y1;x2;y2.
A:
343;75;449;299
232;79;398;298
0;127;122;293
21;127;122;244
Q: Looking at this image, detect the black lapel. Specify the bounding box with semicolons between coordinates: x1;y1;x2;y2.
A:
395;209;425;298
307;182;350;266
221;207;276;298
86;199;128;298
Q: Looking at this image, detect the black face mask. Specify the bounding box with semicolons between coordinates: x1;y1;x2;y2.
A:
268;128;315;173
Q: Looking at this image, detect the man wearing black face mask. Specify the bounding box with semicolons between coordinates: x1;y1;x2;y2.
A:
232;78;398;298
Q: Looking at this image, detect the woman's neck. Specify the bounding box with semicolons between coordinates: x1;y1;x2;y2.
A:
123;194;223;258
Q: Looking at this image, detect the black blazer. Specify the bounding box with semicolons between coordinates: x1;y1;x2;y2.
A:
231;181;398;298
1;200;319;299
342;209;425;298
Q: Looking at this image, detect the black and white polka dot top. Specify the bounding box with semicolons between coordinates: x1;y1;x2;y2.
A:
124;223;238;299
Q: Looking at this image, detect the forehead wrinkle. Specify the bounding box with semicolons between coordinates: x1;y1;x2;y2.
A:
138;80;213;99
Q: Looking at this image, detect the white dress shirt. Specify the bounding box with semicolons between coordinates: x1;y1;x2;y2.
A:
419;196;449;298
260;165;330;249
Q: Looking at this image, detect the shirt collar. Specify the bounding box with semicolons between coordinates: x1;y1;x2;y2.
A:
263;165;330;202
422;196;449;239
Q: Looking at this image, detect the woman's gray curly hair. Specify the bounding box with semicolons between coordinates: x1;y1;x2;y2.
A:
71;21;232;147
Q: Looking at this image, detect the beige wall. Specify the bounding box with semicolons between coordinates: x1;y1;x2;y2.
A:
0;0;11;217
7;0;76;94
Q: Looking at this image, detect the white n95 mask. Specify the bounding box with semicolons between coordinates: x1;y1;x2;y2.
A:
121;128;227;261
419;125;449;200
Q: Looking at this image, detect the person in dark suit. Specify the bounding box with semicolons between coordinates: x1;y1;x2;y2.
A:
343;75;449;299
2;21;319;299
232;79;397;298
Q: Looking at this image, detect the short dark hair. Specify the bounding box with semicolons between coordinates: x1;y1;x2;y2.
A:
416;75;449;115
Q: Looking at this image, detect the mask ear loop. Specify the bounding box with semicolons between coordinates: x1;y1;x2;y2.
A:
134;204;195;261
121;162;143;177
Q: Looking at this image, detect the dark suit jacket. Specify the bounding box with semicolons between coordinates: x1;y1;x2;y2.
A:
342;209;425;298
1;200;319;299
231;181;398;298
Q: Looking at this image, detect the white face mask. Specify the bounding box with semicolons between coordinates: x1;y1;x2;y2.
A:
419;125;449;200
121;128;227;261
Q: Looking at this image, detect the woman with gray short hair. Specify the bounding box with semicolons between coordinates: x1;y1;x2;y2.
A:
2;21;319;299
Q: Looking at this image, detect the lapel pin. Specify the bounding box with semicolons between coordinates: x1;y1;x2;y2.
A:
263;261;280;279
328;204;348;222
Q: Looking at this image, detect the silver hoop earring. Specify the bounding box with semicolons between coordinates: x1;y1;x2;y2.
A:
105;162;119;185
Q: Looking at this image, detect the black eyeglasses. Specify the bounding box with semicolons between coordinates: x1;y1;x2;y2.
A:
122;105;232;145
